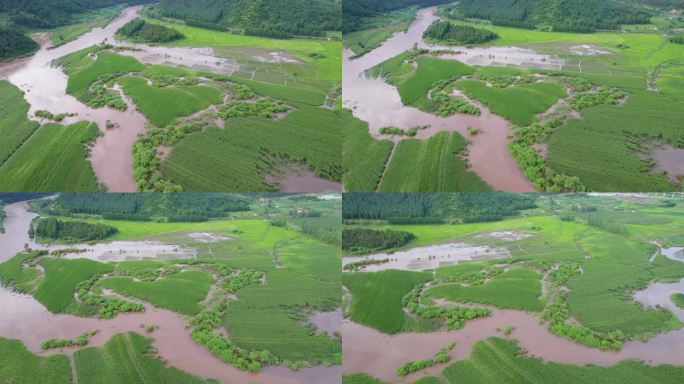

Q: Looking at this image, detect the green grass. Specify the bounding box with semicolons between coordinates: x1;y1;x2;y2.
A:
163;106;342;191
442;337;684;383
0;121;100;192
34;258;113;315
398;57;475;110
66;51;145;101
97;270;214;315
74;332;208;384
343;373;389;384
344;7;418;56
0;81;40;167
118;76;223;127
672;293;684;309
378;132;490;192
342;111;393;191
425;268;545;312
343;269;433;334
0;252;40;293
0;337;71;384
455;79;567;126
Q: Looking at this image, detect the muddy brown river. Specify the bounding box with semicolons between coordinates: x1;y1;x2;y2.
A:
343;7;548;192
0;201;340;383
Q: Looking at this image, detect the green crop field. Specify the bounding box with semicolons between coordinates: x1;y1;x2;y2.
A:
0;81;40;168
97;270;214;315
398;58;475;110
0;193;342;376
425;268;545;311
0;337;71;384
342;111;393;192
34;258;113;315
0;122;100;192
74;333;208;383
344;193;684;381
455;80;567;127
378;132;490;192
442;337;684;384
163;106;343;191
343;269;433;334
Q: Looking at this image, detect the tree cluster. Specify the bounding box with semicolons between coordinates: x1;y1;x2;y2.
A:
0;27;38;60
423;21;498;45
342;228;416;254
343;0;453;32
117;18;184;43
34;217;118;242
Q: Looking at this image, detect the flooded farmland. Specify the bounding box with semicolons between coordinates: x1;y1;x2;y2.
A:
343;242;511;272
0;200;340;384
343;7;540;192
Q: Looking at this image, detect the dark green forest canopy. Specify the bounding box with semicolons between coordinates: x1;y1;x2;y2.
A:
35;217;118;242
0;27;38;60
450;0;651;32
36;193;252;219
423;21;498;44
117;18;184;43
0;0;154;29
342;193;537;222
343;0;452;32
155;0;341;38
342;228;416;254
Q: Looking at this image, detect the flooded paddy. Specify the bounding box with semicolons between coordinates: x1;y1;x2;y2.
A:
343;7;537;192
186;232;231;243
475;231;533;241
633;277;684;321
342;242;510;272
0;201;39;262
266;164;343;193
308;308;343;337
649;144;684;186
56;241;197;262
116;44;240;75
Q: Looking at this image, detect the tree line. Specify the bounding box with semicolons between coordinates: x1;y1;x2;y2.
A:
343;193;537;222
450;0;651;33
154;0;341;39
35;217;118;242
0;28;38;60
423;21;498;45
40;193;251;218
342;228;416;254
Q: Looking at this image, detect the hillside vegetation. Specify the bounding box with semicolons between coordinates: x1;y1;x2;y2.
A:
0;27;38;60
449;0;650;32
154;0;341;38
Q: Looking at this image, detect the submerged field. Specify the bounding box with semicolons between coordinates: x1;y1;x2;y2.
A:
344;4;684;192
343;193;684;382
0;193;342;382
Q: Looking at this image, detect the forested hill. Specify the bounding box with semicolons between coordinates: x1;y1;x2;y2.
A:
0;28;38;60
0;0;153;29
155;0;341;38
343;0;452;32
343;193;537;223
451;0;650;32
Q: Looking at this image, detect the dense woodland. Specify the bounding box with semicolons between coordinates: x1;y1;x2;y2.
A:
154;0;341;38
117;19;184;42
423;21;498;44
343;0;451;32
0;0;153;29
0;193;52;204
39;193;251;219
34;217;118;242
342;228;416;254
0;27;39;60
343;193;537;222
450;0;651;32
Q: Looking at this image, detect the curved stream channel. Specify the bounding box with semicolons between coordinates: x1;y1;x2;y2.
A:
0;201;340;384
342;6;568;192
343;246;684;382
0;7;244;192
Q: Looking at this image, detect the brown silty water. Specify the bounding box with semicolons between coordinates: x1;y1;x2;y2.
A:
0;201;340;384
